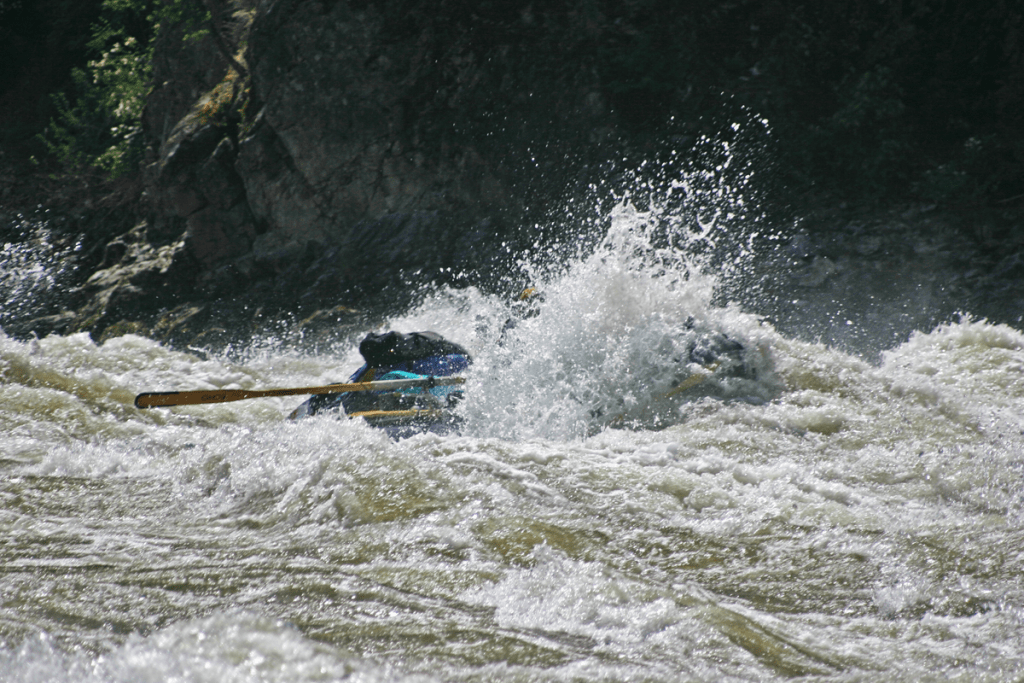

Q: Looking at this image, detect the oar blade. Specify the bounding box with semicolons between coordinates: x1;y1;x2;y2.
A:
135;389;250;409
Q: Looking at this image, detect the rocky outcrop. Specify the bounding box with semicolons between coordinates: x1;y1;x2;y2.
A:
8;0;1020;347
139;0;625;307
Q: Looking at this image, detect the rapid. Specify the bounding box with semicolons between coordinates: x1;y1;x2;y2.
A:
2;168;1024;681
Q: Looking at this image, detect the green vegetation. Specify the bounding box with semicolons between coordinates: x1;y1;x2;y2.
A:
41;34;152;177
37;0;210;178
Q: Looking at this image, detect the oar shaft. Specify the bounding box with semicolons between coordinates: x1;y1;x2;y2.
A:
135;376;465;409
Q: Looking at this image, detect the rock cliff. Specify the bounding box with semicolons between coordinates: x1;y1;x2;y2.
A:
4;0;1021;346
136;2;632;309
8;1;672;345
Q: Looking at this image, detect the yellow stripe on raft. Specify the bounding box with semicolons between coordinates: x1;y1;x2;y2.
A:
348;409;448;425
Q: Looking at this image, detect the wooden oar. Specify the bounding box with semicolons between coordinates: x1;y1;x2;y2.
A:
135;376;465;409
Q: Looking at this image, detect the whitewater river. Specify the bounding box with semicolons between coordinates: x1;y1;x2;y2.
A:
2;201;1024;682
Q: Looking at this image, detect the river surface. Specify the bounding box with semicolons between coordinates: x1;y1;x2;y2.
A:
2;197;1024;682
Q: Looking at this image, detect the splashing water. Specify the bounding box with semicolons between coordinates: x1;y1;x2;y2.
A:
0;217;80;329
382;199;780;440
2;146;1024;681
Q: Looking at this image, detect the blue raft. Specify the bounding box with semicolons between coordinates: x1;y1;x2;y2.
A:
289;331;471;437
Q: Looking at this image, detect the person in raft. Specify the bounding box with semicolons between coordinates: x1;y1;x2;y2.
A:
288;330;472;420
